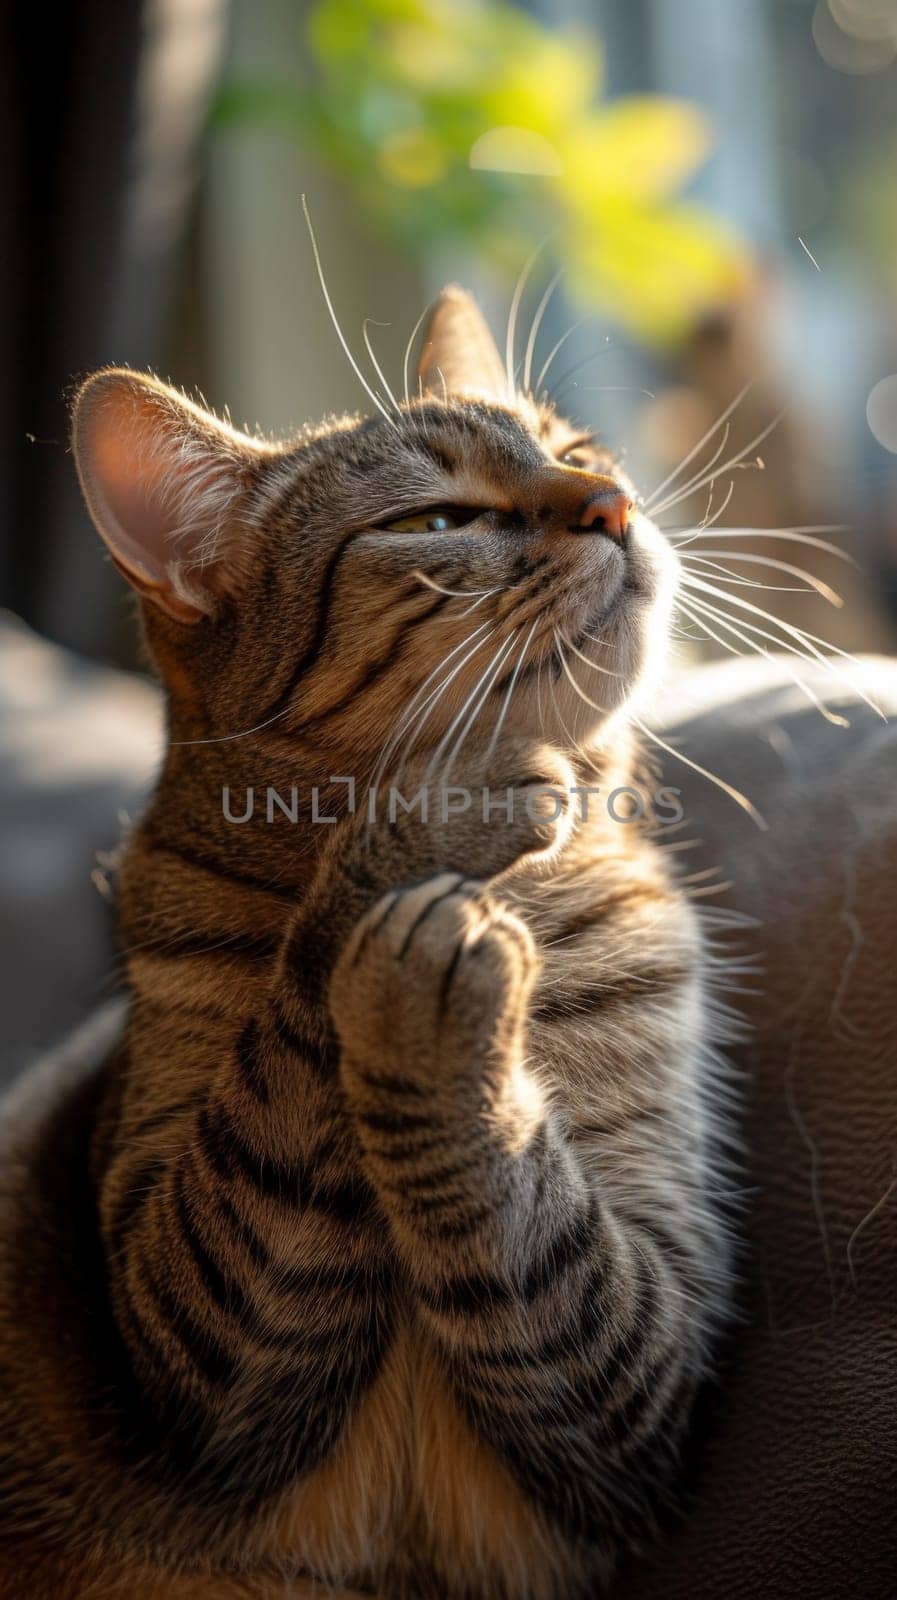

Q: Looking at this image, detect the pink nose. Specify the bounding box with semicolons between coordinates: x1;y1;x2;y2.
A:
572;486;629;544
577;488;632;542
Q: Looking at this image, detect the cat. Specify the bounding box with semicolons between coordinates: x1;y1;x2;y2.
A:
0;286;732;1599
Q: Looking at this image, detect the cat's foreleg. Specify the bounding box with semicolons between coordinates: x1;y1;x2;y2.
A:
331;876;707;1557
96;959;394;1511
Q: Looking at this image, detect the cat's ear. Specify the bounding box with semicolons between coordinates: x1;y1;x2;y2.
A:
416;285;508;404
72;369;270;623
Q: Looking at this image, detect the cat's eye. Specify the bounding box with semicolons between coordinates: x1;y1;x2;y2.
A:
381;507;468;535
559;445;593;468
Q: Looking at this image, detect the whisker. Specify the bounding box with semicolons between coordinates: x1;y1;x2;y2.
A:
632;715;766;829
553;628;608;717
581;386;656;398
391;623;495;745
644;381;753;509
681;574;884;716
411;568;505;621
657;455;768;519
677;589;851;726
484;617;540;761
411;570;501;601
301;197;398;431
557;627;620;679
535;646;546;741
170;705;293;747
367;623;494;793
548;342;615;404
681;547;844;601
534;316;592;398
523;268;563;397
697;478;718;530
650;424;733;519
506;241;549;400
431;631;520;782
403;305;430;408
798;235;822;273
688;574;813;595
676;588;770;664
651;408;787;519
385;626;497;785
390;634;499;788
459;592;498;618
681;550;844;605
547;654;587;758
670;525;853;561
687;878;735;900
362;318;401;414
698;478;736;530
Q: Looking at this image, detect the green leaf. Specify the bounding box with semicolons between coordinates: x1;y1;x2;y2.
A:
561;98;713;203
211;80;310;137
211;1;749;350
485;29;603;138
566;201;747;343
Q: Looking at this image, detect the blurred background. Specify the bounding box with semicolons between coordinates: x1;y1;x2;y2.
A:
4;0;897;1076
9;0;897;663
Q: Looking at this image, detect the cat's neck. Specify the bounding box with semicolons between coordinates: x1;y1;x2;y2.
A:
116;723;648;964
130;740;331;900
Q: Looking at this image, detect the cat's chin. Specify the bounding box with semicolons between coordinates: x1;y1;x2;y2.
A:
530;513;676;746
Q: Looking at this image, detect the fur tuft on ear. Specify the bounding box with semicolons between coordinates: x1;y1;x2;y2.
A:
416;286;508;404
72;370;272;622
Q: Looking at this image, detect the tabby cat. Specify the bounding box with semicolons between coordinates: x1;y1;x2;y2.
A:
0;288;732;1599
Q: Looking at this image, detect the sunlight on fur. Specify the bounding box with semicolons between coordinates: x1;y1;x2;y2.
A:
1;259;868;1600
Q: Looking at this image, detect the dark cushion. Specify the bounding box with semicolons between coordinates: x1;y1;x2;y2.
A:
623;655;897;1599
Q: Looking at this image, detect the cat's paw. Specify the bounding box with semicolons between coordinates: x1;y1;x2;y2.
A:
388;738;578;884
329;873;538;1083
299;741;573;992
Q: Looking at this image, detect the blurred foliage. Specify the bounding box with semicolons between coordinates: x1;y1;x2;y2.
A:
835;133;897;297
214;0;748;346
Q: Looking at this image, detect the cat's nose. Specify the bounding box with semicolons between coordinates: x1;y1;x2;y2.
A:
575;486;632;541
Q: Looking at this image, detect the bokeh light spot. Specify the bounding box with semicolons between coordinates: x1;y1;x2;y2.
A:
866;375;897;453
827;0;897;43
378;127;448;188
469;126;563;177
813;1;897;71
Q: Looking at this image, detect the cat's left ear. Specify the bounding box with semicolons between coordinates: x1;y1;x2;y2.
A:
72;369;271;623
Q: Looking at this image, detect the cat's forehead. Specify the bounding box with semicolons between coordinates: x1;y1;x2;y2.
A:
294;398;593;478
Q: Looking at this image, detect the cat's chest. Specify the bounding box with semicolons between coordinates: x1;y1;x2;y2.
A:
260;1315;565;1598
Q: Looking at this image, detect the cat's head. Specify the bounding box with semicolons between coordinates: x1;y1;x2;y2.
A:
72;286;676;773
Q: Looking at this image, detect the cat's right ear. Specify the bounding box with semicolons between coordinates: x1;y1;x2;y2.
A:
72;369;271;623
416;286;509;404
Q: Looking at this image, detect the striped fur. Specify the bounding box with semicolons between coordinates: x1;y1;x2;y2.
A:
0;299;732;1598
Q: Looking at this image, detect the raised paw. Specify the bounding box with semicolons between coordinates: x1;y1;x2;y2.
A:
380;737;579;885
329;873;539;1087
